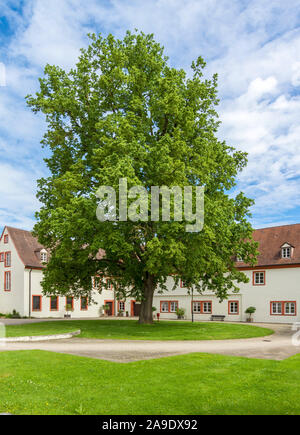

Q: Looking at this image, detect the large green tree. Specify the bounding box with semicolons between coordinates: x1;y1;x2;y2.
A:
27;31;258;324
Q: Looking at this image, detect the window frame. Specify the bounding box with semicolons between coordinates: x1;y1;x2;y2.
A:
253;271;266;286
228;300;239;315
40;251;47;263
192;301;212;314
93;275;100;290
282;247;291;259
106;278;114;290
80;297;88;311
192;301;201;313
160;301;179;313
0;252;4;262
160;301;170;313
270;301;296;316
32;295;42;312
117;301;125;312
284;302;296;316
65;296;74;310
4;251;11;267
170;301;178;313
50;296;59;311
3;235;8;244
4;271;11;291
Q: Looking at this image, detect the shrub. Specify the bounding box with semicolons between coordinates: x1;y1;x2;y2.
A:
176;308;186;319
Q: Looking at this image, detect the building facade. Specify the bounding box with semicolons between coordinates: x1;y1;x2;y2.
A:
0;224;299;323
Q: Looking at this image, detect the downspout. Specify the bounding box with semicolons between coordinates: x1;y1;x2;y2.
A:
28;269;32;318
191;287;194;323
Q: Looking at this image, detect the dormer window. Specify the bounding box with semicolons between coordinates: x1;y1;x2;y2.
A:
281;243;293;259
282;247;291;258
40;249;48;263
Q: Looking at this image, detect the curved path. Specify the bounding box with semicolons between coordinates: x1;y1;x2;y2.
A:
0;323;299;362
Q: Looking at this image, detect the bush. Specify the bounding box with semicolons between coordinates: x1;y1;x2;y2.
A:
6;310;21;319
245;306;256;315
176;308;186;319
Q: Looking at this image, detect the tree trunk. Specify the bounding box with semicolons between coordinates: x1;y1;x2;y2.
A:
139;274;156;324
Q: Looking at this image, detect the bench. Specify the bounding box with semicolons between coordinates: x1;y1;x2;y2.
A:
210;315;226;322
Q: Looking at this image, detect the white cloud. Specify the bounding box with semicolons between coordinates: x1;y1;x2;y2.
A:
1;0;300;230
0;161;41;230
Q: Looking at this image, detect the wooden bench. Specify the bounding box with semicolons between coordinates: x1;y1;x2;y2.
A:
210;315;226;322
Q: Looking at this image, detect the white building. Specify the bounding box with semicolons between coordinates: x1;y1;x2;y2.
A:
0;226;137;318
0;224;299;323
154;224;300;324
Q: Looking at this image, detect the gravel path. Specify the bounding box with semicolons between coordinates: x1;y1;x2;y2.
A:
0;323;299;362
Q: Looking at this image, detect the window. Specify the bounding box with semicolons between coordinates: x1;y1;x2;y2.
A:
253;271;265;285
271;302;282;315
40;250;47;263
282;247;291;258
4;271;11;291
170;301;178;313
118;301;125;312
161;301;170;313
160;301;179;313
0;253;4;262
192;302;201;313
106;278;113;289
50;296;59;311
202;302;212;313
93;276;100;289
271;301;296;316
285;302;296;315
66;296;74;310
81;297;88;311
4;252;11;267
4;235;8;244
192;301;212;314
180;280;187;288
32;295;42;311
229;301;239;315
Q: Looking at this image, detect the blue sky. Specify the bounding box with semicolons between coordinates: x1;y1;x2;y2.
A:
0;0;300;231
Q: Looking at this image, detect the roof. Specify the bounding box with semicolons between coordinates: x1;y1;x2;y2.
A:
238;224;300;268
6;226;46;269
3;223;300;270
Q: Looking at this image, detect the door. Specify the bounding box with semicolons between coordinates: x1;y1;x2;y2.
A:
105;301;114;316
134;303;141;317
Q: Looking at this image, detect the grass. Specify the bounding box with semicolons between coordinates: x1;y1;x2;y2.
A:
5;319;274;340
1;350;300;415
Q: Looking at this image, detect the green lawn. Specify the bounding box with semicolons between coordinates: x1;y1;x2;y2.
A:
1;350;300;415
5;319;273;340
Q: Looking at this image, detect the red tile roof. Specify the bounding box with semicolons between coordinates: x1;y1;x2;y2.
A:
6;226;46;269
3;223;300;270
238;224;300;268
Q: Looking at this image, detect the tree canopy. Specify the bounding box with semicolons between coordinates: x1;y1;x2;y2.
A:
27;31;258;323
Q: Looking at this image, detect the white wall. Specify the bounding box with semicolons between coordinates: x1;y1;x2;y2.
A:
0;229;25;315
153;269;300;323
23;271;135;319
239;268;300;323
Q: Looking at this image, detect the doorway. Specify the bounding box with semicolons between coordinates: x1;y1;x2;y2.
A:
131;301;141;317
104;300;114;316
